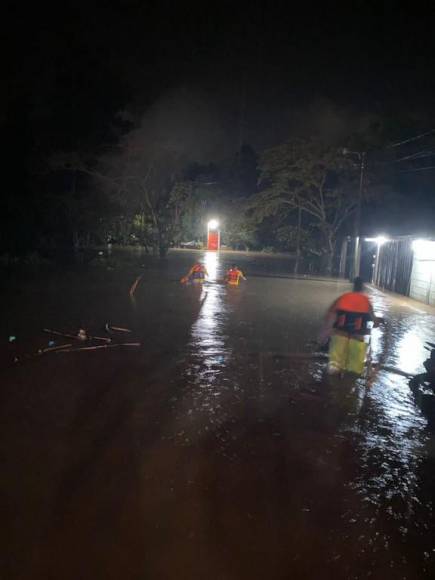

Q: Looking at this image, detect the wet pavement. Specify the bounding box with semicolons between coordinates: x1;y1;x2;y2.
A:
2;249;435;579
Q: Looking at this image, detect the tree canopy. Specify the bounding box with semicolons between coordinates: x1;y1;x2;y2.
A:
252;139;360;272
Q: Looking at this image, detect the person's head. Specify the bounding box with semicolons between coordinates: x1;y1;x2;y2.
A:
353;276;364;292
231;264;237;270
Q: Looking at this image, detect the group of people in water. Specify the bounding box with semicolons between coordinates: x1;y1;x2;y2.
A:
180;262;246;286
181;259;381;377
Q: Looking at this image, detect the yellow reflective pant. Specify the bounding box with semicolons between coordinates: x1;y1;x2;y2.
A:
328;334;367;375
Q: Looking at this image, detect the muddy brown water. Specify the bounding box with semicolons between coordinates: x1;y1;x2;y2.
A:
1;249;435;579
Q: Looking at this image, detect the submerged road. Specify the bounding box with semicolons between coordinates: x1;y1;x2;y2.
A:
2;249;435;579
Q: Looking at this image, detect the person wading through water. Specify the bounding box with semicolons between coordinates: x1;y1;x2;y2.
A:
224;264;247;286
319;276;382;375
180;262;208;285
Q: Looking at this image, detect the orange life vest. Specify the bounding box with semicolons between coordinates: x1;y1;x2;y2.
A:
333;292;372;335
190;264;206;280
227;268;242;285
334;292;371;313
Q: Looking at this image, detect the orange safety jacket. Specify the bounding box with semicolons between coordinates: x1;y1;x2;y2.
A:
190;264;206;280
333;292;372;335
226;268;243;285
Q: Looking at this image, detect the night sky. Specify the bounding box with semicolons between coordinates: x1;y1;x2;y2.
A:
4;1;435;232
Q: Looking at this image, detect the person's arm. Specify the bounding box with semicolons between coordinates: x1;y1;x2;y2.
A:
318;298;339;345
181;266;195;283
240;270;246;280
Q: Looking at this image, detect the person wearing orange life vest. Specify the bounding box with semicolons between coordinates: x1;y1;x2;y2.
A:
180;262;208;285
225;264;246;286
320;277;381;375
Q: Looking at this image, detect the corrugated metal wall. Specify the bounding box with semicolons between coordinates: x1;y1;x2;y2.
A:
410;257;435;305
373;238;413;296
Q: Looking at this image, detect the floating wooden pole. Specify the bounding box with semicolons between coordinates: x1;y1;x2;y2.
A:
58;342;141;353
43;328;111;343
40;343;73;353
43;328;77;340
129;275;143;297
106;324;131;333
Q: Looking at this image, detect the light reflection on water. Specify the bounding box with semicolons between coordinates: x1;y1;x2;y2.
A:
344;289;435;569
203;250;218;281
190;281;229;367
170;264;435;570
397;331;426;376
173;252;238;453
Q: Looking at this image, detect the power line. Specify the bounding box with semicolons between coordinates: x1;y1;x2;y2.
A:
400;165;435;173
393;149;435;163
389;129;435;148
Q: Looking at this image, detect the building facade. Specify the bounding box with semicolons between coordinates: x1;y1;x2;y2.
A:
367;236;435;306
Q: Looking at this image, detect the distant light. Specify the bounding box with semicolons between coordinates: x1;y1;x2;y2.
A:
412;239;435;259
365;236;390;245
208;219;219;230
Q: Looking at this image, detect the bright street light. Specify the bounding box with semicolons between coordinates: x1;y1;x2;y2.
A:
208;219;219;230
365;236;389;245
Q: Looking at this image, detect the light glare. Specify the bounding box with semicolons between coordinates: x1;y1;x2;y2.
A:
412;239;435;259
208;219;219;230
365;236;389;245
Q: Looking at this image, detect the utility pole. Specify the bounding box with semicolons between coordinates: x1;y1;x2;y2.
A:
354;151;366;278
343;149;366;278
339;236;350;278
294;205;302;274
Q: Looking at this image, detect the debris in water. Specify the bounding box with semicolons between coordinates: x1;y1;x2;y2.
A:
40;343;73;354
58;342;141;353
43;328;81;340
129;275;143;297
105;323;131;334
43;328;111;343
77;329;87;341
110;325;131;333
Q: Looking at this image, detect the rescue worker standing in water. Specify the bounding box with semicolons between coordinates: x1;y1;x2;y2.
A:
225;264;246;286
320;277;380;375
181;262;208;285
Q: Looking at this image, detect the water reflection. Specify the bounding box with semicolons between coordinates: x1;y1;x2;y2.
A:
203;250;218;281
171;263;435;571
190;276;229;365
397;328;426;376
344;291;434;570
172;252;238;454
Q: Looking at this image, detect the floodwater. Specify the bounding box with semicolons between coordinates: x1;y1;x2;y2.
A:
2;249;435;579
